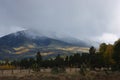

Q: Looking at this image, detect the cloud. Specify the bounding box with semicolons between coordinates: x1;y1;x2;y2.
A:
0;26;25;37
0;0;120;43
97;33;119;44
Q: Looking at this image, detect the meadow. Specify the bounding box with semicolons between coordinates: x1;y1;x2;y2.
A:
0;68;120;80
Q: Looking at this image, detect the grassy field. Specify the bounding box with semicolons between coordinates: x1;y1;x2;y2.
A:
0;69;120;80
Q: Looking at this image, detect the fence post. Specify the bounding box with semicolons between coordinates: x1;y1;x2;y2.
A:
20;68;22;73
1;70;4;75
28;68;30;74
11;69;13;74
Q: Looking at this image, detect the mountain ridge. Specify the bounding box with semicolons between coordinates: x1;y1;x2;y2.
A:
0;30;90;60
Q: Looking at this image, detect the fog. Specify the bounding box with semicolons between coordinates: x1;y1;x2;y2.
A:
0;0;120;44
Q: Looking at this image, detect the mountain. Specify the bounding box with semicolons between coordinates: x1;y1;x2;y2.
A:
0;30;89;60
0;31;71;47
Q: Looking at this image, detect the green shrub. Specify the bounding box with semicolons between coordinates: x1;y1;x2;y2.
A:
51;67;65;74
51;67;59;74
32;63;40;72
79;64;87;76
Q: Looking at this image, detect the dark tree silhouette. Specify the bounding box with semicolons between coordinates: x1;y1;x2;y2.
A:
36;51;42;66
113;39;120;70
65;56;69;67
54;54;64;68
89;46;96;55
89;46;96;69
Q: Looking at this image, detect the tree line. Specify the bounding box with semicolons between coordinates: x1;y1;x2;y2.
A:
9;39;120;71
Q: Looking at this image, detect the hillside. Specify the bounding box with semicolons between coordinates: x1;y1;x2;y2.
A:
0;30;89;60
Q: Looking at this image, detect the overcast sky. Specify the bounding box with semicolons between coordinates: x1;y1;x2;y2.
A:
0;0;120;44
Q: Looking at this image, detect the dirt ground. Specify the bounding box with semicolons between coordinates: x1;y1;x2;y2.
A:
0;69;120;80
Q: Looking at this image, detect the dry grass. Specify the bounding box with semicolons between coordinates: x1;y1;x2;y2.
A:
0;70;120;80
0;65;15;70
